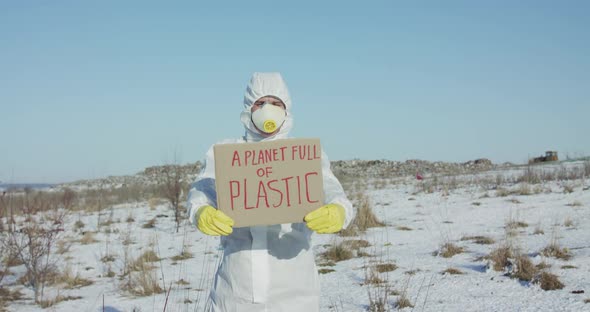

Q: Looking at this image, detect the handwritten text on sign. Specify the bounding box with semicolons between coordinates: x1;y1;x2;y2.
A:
214;138;324;228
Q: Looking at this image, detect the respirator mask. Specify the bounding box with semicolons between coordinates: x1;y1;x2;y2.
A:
251;103;286;133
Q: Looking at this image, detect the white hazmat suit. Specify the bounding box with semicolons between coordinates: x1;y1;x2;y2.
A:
187;72;355;312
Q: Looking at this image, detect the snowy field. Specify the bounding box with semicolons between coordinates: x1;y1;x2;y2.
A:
2;162;590;311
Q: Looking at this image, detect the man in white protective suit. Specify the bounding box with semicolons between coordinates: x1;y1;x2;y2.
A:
187;72;355;312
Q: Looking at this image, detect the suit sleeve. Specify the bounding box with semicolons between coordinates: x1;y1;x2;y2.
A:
187;145;217;226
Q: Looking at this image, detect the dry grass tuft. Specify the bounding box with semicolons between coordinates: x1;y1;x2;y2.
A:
442;267;464;275
396;294;414;309
565;200;583;207
436;243;464;258
489;246;512;271
512;255;537;282
341;239;371;250
171;250;193;261
176;279;190;285
536;262;551;270
585;298;590;304
74;220;85;230
320;243;354;262
53;266;94;289
534;272;564;291
374;263;398;273
38;295;82;308
101;255;116;263
121;249;164;297
533;224;545;235
506;221;529;229
563;217;574;227
0;288;23;309
364;266;385;285
56;240;72;254
542;242;572;261
396;225;413;231
508;198;522;204
318;268;335;274
561;265;577;269
461;235;495;245
518;183;532;195
353;194;385;231
79;232;99;245
142;218;157;229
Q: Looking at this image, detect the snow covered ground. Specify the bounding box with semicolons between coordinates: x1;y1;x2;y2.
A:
2;162;590;311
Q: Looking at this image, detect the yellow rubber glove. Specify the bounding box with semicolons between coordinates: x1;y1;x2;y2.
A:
196;205;234;236
304;203;345;234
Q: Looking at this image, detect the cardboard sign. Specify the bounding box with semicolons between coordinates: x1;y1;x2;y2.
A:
214;138;324;228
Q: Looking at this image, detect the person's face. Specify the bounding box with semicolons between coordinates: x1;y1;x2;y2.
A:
251;96;286;112
250;96;286;136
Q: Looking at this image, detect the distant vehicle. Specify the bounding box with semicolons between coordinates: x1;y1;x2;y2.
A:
529;151;558;164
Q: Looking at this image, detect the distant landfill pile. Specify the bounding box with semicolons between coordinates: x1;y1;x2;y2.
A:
330;158;494;179
63;158;495;189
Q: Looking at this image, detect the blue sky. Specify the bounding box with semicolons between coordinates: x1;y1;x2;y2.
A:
1;1;588;183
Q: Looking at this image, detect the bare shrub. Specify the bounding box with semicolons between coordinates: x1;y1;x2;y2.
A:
4;208;66;303
563;184;574;194
61;188;77;210
157;155;189;232
533;272;564;290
